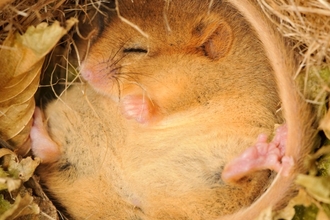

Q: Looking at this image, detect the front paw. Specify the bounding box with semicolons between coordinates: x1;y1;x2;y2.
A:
30;107;61;164
121;95;155;124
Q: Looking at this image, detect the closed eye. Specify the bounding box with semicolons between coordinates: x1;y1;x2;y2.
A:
123;48;148;53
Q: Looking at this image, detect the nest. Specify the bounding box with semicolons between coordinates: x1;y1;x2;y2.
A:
258;0;330;119
259;0;330;64
0;0;329;219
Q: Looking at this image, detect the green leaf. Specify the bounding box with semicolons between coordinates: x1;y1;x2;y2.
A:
0;194;11;215
293;203;318;220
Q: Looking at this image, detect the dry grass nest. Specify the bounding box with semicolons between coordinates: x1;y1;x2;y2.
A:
0;0;330;219
258;0;330;118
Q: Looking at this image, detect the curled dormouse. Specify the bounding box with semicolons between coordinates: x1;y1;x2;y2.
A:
30;0;316;219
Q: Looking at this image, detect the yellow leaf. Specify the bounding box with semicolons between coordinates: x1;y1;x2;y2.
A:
296;174;330;204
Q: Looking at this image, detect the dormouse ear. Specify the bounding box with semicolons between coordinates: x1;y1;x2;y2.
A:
202;22;233;60
75;2;115;60
193;18;233;60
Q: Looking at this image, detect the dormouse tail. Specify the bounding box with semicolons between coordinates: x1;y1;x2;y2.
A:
218;0;317;219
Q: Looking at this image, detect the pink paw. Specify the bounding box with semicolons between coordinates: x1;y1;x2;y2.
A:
121;95;155;124
30;107;61;164
222;124;294;183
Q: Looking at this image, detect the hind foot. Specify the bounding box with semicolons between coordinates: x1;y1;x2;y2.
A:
222;124;294;183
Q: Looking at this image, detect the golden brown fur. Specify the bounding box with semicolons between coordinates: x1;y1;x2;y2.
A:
31;0;315;219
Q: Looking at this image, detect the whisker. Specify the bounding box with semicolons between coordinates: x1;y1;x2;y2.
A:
112;75;123;99
109;66;122;75
93;57;126;75
109;43;127;63
112;53;128;67
102;54;128;76
122;71;162;84
117;72;140;82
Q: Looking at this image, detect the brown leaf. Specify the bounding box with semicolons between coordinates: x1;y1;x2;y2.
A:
0;18;77;150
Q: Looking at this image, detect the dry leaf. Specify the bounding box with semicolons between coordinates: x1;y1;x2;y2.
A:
275;189;313;220
0;194;40;220
0;148;41;219
255;191;313;220
8;156;41;182
0;148;15;158
296;174;330;204
0;18;77;152
1;177;21;193
0;149;40;193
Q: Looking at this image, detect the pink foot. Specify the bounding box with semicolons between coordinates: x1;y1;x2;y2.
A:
121;95;156;124
222;124;294;183
30;107;61;164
